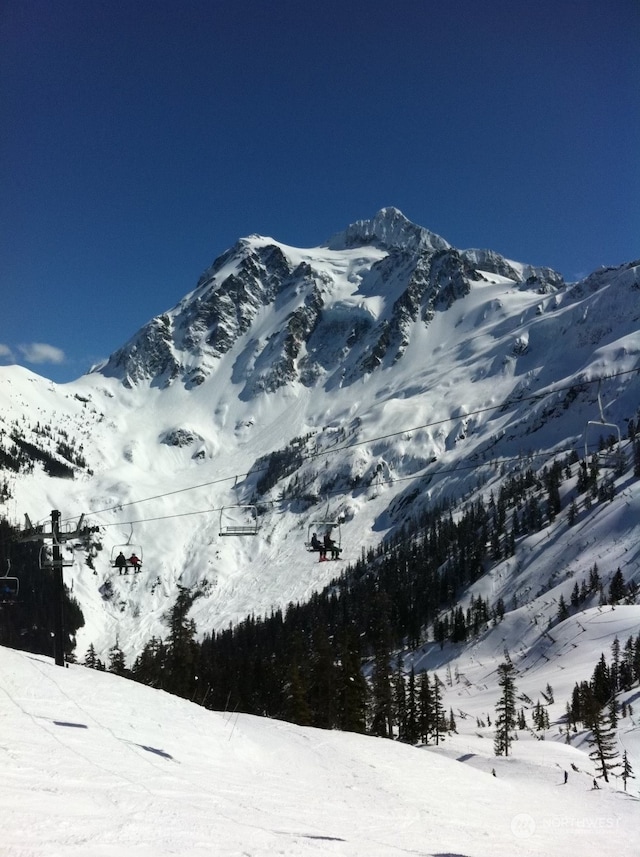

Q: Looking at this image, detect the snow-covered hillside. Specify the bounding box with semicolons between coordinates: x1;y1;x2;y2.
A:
0;207;638;672
1;644;638;857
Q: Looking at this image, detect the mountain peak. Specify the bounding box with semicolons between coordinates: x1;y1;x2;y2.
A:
325;207;451;254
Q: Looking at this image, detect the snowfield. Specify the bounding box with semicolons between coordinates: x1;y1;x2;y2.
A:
1;644;638;857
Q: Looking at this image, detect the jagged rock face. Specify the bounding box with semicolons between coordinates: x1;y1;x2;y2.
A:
96;208;565;392
100;313;179;388
99;241;300;388
190;243;294;357
242;279;326;397
355;248;481;376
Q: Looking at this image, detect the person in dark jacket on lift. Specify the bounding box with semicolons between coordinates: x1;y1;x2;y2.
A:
323;531;341;560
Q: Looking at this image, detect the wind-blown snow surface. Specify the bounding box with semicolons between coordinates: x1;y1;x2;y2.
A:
1;644;638;857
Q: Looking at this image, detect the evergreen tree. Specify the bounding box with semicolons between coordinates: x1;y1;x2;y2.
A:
620;636;635;691
588;563;601;594
131;636;167;689
108;639;127;676
283;660;312;726
417;671;433;744
393;657;408;741
448;707;457;734
545;466;562;520
336;627;367;734
431;673;447;746
576;459;589;493
490;525;502;561
567;499;578;526
556;595;569;622
494;660;517;756
368;594;394;738
621;750;635;793
526;495;543;531
579;579;589;603
613;448;626;478
163;586;202;700
511;508;520;537
84;642;98;669
591;653;612;707
403;667;420;744
588;454;600;496
570;581;580;609
586;698;620;784
451;606;467;642
307;624;337;729
532;699;550;730
608;569;626;604
610;637;621;693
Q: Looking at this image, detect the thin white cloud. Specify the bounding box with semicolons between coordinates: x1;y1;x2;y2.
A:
18;342;66;365
0;344;14;360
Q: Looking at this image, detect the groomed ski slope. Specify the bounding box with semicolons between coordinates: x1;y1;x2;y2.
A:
0;645;638;857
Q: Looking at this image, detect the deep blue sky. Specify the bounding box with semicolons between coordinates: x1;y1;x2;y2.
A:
2;0;638;383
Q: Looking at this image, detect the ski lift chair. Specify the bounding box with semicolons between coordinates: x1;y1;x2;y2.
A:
110;544;143;574
219;505;260;536
306;520;342;558
584;421;622;469
39;544;74;569
584;380;623;468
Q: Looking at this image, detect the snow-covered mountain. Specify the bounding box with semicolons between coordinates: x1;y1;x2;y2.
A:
1;206;639;672
96;206;565;393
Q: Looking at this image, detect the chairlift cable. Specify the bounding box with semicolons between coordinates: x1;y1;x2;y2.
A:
80;436;628;530
1;438;634;540
2;365;636;537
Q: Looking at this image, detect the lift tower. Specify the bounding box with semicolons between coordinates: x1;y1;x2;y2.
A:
18;510;84;667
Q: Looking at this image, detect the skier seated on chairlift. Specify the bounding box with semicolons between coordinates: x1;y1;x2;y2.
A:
310;532;324;554
114;551;127;575
128;552;142;572
323;531;341;560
